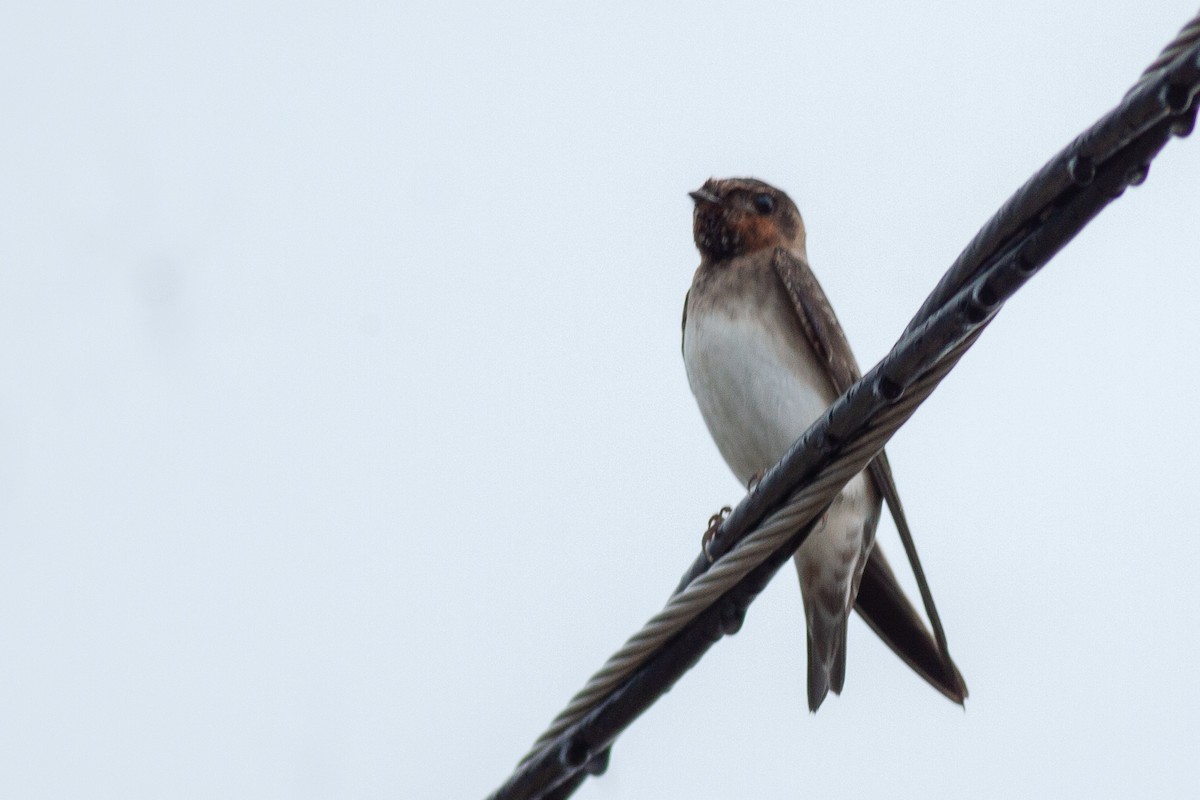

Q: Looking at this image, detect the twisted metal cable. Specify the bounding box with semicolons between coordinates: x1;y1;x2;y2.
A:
1136;8;1200;87
491;10;1200;800
524;322;978;755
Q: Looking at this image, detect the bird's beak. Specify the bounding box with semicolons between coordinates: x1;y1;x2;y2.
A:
689;188;721;205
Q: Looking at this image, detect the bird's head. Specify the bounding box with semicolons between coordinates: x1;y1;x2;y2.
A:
690;177;806;262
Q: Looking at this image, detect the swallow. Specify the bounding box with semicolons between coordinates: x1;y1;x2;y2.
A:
682;177;966;711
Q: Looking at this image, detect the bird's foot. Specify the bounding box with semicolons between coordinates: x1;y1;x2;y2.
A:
702;506;732;562
746;470;765;494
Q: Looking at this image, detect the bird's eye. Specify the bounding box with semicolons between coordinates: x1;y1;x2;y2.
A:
753;193;775;214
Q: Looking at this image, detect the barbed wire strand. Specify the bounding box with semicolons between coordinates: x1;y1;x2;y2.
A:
489;10;1200;800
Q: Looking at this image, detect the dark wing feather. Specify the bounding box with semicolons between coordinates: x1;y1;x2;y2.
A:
855;546;967;703
771;247;966;703
681;289;689;357
771;248;862;389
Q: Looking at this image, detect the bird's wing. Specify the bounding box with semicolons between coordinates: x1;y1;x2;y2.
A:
771;247;966;702
855;545;967;703
680;288;689;357
770;247;863;389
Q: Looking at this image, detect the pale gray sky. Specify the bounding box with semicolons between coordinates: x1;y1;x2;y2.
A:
3;3;1200;798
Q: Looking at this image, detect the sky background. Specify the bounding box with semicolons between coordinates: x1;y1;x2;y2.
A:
3;2;1200;798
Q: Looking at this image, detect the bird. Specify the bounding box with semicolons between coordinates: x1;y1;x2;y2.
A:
681;176;966;711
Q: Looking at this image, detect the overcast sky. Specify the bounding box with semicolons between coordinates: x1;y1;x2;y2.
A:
3;3;1200;798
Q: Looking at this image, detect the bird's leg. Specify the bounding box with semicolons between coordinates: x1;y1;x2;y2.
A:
702;471;765;562
701;505;732;562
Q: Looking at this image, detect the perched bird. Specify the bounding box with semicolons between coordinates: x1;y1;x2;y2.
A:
681;177;965;711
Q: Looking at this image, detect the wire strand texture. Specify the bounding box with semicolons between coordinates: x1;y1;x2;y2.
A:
489;10;1200;800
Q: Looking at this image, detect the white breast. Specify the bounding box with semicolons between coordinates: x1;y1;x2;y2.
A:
683;305;832;487
683;293;875;614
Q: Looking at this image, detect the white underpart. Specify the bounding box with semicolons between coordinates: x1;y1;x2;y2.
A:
683;305;871;631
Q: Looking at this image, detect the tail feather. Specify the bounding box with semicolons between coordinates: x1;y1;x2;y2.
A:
805;614;848;712
854;545;967;704
828;630;847;697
